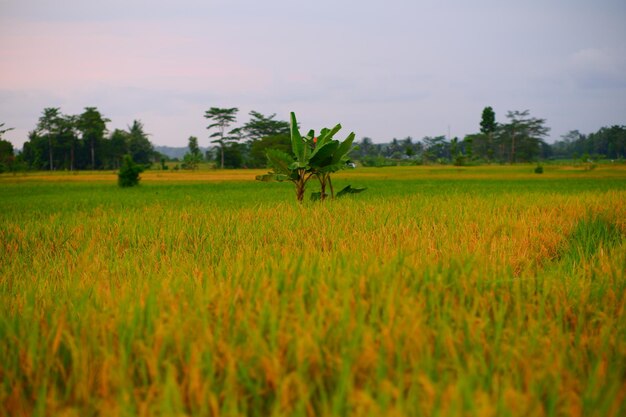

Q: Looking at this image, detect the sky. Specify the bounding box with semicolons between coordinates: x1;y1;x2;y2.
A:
1;0;625;149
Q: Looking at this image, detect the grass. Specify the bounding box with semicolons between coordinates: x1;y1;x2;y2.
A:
1;165;625;416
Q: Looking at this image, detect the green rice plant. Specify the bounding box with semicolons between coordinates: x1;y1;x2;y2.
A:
559;215;622;269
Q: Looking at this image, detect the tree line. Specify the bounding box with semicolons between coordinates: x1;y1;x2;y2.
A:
1;106;624;173
0;107;156;172
352;107;624;166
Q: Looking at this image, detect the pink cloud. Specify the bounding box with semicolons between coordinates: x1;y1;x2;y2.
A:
0;20;268;94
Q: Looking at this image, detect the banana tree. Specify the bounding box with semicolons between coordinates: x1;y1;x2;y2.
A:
256;112;314;202
256;112;363;202
308;125;355;200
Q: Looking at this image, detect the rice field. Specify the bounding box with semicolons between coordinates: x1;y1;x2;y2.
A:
1;164;625;416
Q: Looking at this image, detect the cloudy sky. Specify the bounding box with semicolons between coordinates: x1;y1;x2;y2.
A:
1;0;625;148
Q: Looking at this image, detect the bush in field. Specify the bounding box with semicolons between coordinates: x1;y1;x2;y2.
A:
181;152;202;170
118;155;143;187
534;165;544;174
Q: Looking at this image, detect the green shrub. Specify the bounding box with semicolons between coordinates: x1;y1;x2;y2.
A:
534;165;544;174
118;155;143;187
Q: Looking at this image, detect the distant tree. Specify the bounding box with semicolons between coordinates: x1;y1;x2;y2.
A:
77;107;109;169
0;139;13;158
388;138;402;158
354;137;375;159
480;106;497;162
188;136;201;157
21;131;45;170
242;111;290;142
106;129;129;169
549;130;580;159
0;123;15;172
562;130;583;143
588;125;626;159
36;108;63;170
127;120;154;165
423;136;450;161
182;136;202;170
0;139;14;173
402;136;415;157
223;142;244;168
551;126;626;160
498;110;550;163
204;107;239;169
463;135;474;161
205;149;214;163
451;137;466;166
248;134;291;168
56;115;79;170
480;106;496;134
540;140;553;160
450;137;459;157
228;126;244;142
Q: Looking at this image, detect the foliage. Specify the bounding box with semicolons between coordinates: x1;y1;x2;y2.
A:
20;108;159;170
0;124;15;172
107;129;130;169
497;110;550;163
454;108;551;164
552;126;626;160
117;154;144;187
0;139;15;173
480;106;497;135
127;120;155;166
222;142;244;169
256;112;360;202
534;164;543;174
454;153;466;166
248;134;291;168
76;107;109;169
36;107;63;170
463;134;473;160
423;136;450;162
13;104;625;175
187;136;201;157
182;152;202;170
480;106;497;162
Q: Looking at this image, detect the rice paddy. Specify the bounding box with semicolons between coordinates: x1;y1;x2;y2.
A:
1;164;625;416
